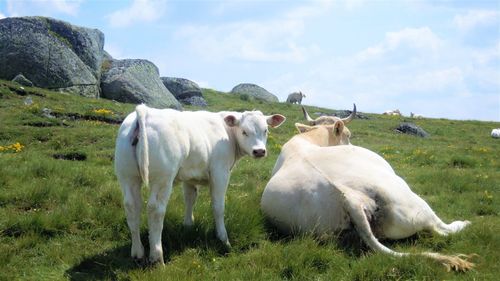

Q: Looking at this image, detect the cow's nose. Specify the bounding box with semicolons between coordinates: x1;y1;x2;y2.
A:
253;149;266;158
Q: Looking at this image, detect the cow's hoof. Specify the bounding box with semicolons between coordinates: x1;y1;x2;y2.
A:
219;240;231;254
148;257;165;267
133;257;148;268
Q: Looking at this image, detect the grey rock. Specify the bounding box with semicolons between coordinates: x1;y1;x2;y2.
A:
12;73;34;87
42;107;55;119
24;96;33;106
160;77;203;100
180;96;207;107
230;83;279;102
101;59;182;109
395;122;429;138
102;50;113;61
314;110;369;120
333;109;369;120
0;16;104;97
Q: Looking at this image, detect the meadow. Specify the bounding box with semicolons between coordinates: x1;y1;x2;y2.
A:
0;80;498;280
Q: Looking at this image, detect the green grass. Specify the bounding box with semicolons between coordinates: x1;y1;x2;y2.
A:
0;80;499;280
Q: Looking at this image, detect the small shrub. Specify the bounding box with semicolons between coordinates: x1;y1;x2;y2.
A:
239;93;250;101
449;155;476;168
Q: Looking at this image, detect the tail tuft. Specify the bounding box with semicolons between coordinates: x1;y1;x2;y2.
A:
423;252;477;272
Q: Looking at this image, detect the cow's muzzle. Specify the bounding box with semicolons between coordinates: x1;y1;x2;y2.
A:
252;149;266;158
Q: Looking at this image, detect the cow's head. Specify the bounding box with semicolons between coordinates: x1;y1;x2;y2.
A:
295;121;351;146
302;104;356;126
224;111;286;158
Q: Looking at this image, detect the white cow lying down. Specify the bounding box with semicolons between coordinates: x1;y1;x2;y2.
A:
115;104;285;264
261;123;475;271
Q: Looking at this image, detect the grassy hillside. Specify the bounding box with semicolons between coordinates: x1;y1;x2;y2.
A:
0;80;499;280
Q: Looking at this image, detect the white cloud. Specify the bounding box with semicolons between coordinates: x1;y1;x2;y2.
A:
356;27;443;61
6;0;82;17
473;41;500;65
177;19;318;63
453;9;500;31
0;12;6;19
106;0;167;28
176;1;329;63
263;22;499;121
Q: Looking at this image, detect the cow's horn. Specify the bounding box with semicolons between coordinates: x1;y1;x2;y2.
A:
341;103;357;124
301;106;315;124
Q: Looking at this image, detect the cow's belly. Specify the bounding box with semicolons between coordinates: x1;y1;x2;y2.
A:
262;172;350;235
176;158;210;185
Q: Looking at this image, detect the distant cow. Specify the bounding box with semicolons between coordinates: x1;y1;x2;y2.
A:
492;128;500;138
286;91;306;104
115;104;285;264
411;112;423;119
261;122;475;271
383;109;401;116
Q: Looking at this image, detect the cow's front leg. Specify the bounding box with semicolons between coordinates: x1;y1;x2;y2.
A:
147;178;174;265
210;170;231;248
183;182;198;226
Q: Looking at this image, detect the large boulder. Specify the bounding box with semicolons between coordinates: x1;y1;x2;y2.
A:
160;77;202;99
230;83;279;102
160;77;207;106
101;59;182;110
395;122;430;138
12;73;33;87
0;16;104;97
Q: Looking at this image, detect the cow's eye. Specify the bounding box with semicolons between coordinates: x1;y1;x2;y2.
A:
242;130;248;136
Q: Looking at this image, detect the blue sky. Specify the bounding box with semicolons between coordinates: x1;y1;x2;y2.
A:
1;0;499;121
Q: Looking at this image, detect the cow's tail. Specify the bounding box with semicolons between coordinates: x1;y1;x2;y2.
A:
135;104;149;187
339;187;476;272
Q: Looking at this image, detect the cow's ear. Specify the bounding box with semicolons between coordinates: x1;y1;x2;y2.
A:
333;121;344;136
295;123;313;133
267;114;286;128
224;115;239;127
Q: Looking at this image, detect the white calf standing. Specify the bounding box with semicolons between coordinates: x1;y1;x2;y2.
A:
115;104;285;264
491;128;500;138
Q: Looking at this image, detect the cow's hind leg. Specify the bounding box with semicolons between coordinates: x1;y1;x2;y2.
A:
120;176;145;263
430;218;470;236
183;183;198;226
409;197;471;236
147;177;174;265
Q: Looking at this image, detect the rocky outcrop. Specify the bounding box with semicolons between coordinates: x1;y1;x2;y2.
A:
101;59;181;109
12;74;33;87
395;122;429;138
181;96;208;107
161;77;202;99
230;83;279;102
0;16;104;98
160;77;207;106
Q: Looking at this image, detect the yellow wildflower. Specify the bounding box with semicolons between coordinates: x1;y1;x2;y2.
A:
93;109;114;115
12;142;24;152
0;142;24;153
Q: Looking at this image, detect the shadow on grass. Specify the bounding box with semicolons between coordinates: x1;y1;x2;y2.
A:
263;217;423;258
65;243;135;281
65;223;229;281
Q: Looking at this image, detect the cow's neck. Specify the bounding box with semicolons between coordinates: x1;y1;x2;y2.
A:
227;126;245;166
297;127;331;147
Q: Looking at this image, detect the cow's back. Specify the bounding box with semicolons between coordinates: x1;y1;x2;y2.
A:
262;155;349;235
142;109;233;183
